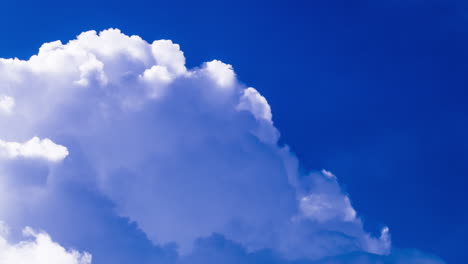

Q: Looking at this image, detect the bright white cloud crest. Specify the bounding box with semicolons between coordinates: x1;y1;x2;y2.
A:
0;137;68;162
0;223;91;264
0;29;444;264
0;95;14;115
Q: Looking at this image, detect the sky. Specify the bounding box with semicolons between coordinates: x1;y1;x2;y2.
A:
0;0;466;263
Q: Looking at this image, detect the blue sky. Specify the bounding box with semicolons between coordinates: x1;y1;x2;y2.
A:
0;0;466;263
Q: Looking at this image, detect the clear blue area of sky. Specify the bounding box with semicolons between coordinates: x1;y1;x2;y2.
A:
0;0;466;262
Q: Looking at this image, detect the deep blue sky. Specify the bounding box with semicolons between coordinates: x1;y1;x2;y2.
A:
1;0;466;262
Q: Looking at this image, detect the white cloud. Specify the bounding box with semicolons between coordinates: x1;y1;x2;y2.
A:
75;55;107;87
0;28;441;263
151;40;187;76
0;29;387;259
321;169;336;179
0;95;14;115
299;194;357;223
139;65;173;99
237;87;273;123
364;226;391;255
0;223;91;264
204;60;235;88
0;137;69;162
297;170;357;224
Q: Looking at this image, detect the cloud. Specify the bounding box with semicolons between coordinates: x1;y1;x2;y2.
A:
321;169;336;179
0;222;91;264
204;60;236;88
0;95;14;115
0;28;445;264
151;40;187;76
237;87;272;122
0;137;68;162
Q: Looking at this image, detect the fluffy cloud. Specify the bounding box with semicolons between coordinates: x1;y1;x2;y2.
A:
0;28;444;263
0;95;14;115
203;60;236;88
0;137;68;162
0;222;91;264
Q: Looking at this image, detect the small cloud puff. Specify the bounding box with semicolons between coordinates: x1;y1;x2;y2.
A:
0;95;14;115
204;60;235;88
321;169;336;179
0;137;69;162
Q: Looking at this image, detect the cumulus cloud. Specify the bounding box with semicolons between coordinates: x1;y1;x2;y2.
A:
0;137;68;162
0;28;444;264
151;40;187;76
237;87;272;123
0;222;91;264
204;60;235;88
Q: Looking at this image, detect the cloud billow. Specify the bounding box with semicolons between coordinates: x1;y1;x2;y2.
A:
0;29;444;264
